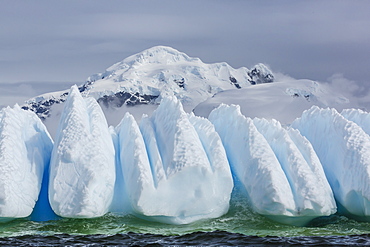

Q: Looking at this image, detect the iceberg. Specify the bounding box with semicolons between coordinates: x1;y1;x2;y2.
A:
209;104;335;225
292;106;370;220
4;83;370;226
0;105;53;222
48;86;116;218
115;97;233;224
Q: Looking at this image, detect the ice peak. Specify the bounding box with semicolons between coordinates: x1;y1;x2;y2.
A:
69;84;80;96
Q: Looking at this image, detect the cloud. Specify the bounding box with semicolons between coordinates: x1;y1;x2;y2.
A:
325;74;370;112
1;0;370;86
327;73;365;97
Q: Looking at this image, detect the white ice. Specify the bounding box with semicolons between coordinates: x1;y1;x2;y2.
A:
253;118;336;222
209;104;336;225
341;108;370;135
292;106;370;220
115;96;233;224
48;85;116;218
0;105;53;222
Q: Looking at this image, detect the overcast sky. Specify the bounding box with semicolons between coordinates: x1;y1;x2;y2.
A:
1;0;370;106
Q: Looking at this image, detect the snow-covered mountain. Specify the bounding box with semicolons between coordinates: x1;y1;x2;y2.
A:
22;46;274;122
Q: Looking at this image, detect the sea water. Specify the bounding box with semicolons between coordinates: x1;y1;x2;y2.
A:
0;189;370;245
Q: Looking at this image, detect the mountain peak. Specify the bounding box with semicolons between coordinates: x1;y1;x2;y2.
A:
86;46;200;83
127;46;199;65
123;46;199;66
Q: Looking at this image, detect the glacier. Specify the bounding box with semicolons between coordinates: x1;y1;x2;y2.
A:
115;96;233;224
209;104;336;226
292;106;370;220
48;85;116;218
0;105;53;222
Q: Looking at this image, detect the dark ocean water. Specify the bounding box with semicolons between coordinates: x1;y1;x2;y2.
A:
1;231;370;246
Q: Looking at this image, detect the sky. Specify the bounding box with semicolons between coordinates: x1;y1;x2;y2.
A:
1;0;370;107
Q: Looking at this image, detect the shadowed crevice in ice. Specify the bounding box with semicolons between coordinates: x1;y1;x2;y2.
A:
108;126;131;215
30;161;58;222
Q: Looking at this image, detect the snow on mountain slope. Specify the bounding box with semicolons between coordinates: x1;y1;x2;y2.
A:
49;86;116;218
115;96;233;224
292;106;370;220
0;105;53;222
85;46;271;106
194;79;361;125
22;46;274;131
208;104;336;226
